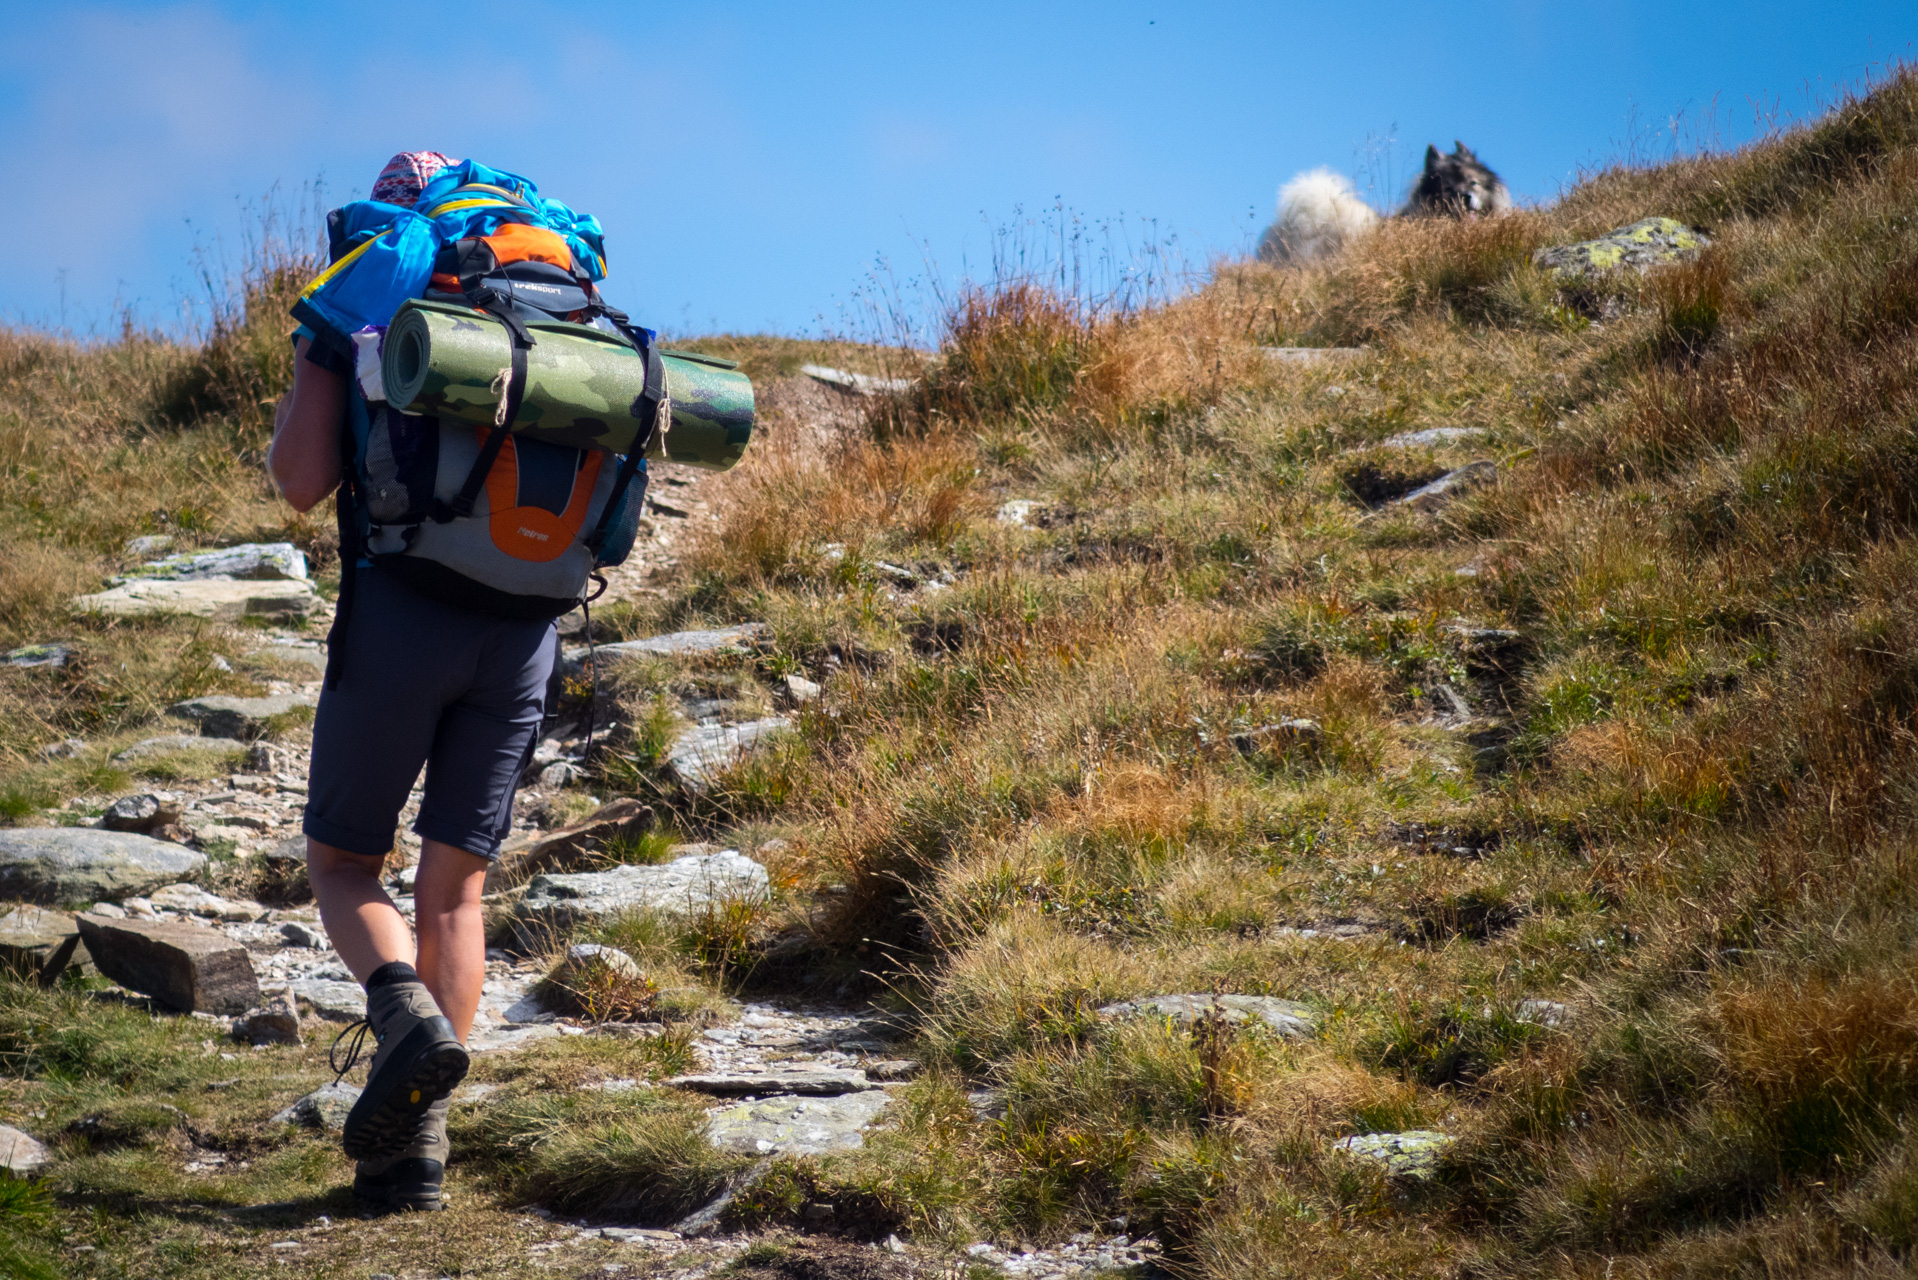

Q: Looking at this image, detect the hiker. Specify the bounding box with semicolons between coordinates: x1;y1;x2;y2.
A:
267;150;662;1212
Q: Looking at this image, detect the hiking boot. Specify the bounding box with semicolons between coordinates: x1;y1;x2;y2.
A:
353;1097;448;1213
334;964;468;1162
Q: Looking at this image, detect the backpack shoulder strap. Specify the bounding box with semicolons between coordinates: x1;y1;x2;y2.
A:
587;306;665;556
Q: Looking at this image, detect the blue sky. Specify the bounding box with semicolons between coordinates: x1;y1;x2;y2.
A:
0;1;1908;338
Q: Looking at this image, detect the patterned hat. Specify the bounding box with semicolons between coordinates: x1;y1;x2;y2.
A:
370;151;455;208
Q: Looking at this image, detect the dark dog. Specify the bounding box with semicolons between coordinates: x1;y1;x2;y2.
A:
1403;141;1512;216
1259;141;1513;263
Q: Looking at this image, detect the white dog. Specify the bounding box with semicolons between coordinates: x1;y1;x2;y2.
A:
1255;169;1380;264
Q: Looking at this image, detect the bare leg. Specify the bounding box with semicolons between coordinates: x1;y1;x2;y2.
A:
308;837;489;1043
411;839;490;1043
307;838;412;979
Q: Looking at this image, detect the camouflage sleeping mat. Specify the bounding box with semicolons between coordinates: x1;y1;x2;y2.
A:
381;298;754;471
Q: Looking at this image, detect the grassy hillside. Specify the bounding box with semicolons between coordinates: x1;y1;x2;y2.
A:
2;67;1917;1279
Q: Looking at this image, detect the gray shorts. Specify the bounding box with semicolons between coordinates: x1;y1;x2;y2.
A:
304;566;557;861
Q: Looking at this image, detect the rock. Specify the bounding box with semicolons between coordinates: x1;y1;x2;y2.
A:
233;989;301;1046
996;499;1036;527
115;734;248;762
85;902;127;919
191;826;257;857
0;1125;49;1176
148;883;263;922
76;914;260;1014
1097;994;1317;1038
288;977;367;1023
1377;427;1485;449
865;1059;921;1082
666;717;792;792
561;624;767;676
4;643;71;670
509;851;769;939
123;534;174;557
38;737;88;760
0;828;206;905
485;798;655;892
667;1068;873;1096
1231;719;1321;755
72;578;320;620
798;363;913;396
1334;1129;1454;1180
278;921;325;948
1261;346;1365;363
871;560;918;585
131;542;309;582
167;693;316;741
1534;217;1710;276
245;743;293;772
557;942;646;982
1515;999;1569;1027
0;907;85;985
1390;461;1497;512
270;1082;360;1131
778;673;822;706
705;1091;894;1156
102;793;184;834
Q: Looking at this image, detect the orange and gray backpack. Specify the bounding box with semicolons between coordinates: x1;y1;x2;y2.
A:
294;161;660;686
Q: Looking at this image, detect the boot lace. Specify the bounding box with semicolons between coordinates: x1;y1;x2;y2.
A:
329;1018;374;1085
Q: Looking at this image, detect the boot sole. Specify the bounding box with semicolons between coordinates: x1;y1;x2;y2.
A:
340;1018;469;1161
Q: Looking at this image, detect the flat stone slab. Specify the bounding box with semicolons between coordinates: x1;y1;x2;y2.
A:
486;797;654;892
1391;461;1497;512
512;852;769;939
288;977;367;1022
668;1068;872;1096
4;643;71;670
130;542;308;582
705;1090;894;1156
270;1082;360;1131
0;907;84;985
1098;994;1316;1038
77;913;260;1014
1377;427;1485;449
0;1125;49;1176
1534;216;1709;276
115;734;248;761
799;364;913;396
0;828;206;905
251;643;327;673
72;578;319;621
1335;1129;1454;1180
167;694;316;740
1261;346;1365;363
148;883;264;922
667;717;793;792
561;624;767;675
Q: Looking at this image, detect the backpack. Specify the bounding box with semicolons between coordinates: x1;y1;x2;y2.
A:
293;163;664;684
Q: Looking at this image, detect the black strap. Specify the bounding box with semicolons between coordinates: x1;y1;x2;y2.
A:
434;295;536;524
586;313;666;555
323;403;365;691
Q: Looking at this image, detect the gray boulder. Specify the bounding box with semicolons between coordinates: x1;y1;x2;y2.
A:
0;907;85;985
705;1091;894;1156
509;851;769;940
1534;217;1710;276
4;644;71;670
102;793;183;834
131;542;308;582
1334;1129;1454;1180
288;977;366;1023
1098;993;1317;1038
1377;427;1484;449
115;734;248;762
0;1125;49;1176
1391;461;1497;512
72;578;319;621
233;989;302;1046
270;1082;360;1131
667;1068;872;1096
166;693;316;741
667;717;792;792
76;914;260;1014
560;624;767;676
0;828;206;905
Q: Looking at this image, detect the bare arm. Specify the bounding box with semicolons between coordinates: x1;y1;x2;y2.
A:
268;337;346;513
